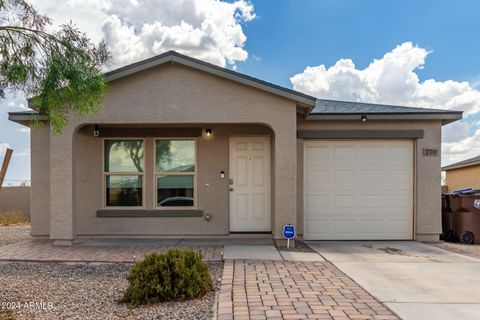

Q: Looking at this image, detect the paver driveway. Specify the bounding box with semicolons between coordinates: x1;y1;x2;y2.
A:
217;260;399;320
308;241;480;320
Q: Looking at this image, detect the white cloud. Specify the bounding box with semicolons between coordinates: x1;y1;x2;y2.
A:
443;128;480;164
290;42;480;164
17;128;30;134
102;0;255;68
0;143;11;155
442;120;469;144
291;42;480;116
12;151;30;157
32;0;255;69
1;90;28;110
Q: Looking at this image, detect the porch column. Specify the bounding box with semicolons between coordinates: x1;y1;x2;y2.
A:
49;125;75;245
272;124;297;242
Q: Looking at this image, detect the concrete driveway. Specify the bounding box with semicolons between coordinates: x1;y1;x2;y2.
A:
307;241;480;320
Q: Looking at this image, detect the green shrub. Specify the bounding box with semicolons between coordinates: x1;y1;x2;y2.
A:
119;248;213;306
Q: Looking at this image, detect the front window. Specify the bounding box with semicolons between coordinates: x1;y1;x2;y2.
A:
155;139;196;208
104;139;144;207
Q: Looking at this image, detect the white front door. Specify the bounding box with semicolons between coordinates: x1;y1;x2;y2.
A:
229;137;271;232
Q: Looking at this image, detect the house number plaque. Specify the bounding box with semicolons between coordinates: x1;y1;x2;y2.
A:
422;148;438;157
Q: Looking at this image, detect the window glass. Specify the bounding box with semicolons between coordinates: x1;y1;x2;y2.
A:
106;176;143;207
157;175;194;207
105;140;144;172
156;140;195;172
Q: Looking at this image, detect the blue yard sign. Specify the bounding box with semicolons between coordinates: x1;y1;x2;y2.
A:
283;224;296;248
283;224;296;239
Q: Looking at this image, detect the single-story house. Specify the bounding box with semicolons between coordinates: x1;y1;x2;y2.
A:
9;51;463;245
442;155;480;192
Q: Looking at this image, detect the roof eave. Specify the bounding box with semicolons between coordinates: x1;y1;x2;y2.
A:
8;112;47;126
306;112;463;125
442;160;480;171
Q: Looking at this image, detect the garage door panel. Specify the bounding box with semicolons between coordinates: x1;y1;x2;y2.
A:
305;169;329;186
333;194;358;208
305;146;329;162
304;140;413;240
388;194;412;208
358;194;385;208
359;169;385;183
305;194;330;209
332;219;356;234
358;146;385;163
388;169;412;183
305;219;329;234
333;169;357;184
358;220;386;234
333;146;356;161
388;219;412;233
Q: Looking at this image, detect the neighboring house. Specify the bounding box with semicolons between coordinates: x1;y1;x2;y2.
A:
9;51;462;245
442;156;480;192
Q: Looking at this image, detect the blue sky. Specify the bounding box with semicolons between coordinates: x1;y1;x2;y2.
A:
1;0;480;185
238;0;480;86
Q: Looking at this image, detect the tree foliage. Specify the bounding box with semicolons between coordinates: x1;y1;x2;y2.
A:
0;0;110;133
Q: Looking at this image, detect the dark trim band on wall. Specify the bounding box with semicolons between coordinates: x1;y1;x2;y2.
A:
97;210;204;217
98;127;203;137
297;130;424;139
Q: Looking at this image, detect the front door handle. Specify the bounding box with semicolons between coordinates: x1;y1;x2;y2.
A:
229;187;234;191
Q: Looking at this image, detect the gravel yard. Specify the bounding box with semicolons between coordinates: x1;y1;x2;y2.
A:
0;225;31;246
0;261;223;320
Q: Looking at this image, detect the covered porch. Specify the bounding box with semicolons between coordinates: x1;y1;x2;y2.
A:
41;122;298;245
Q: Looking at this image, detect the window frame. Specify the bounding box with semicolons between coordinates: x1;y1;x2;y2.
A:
102;138;146;210
154;138;197;210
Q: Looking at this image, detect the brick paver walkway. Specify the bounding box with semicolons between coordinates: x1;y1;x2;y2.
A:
0;240;223;262
217;260;399;320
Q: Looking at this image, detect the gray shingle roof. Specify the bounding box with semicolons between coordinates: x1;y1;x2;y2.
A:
308;99;462;124
442;155;480;171
8;52;463;126
312;99;461;114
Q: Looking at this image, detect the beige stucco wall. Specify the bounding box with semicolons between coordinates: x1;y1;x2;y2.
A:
296;118;443;241
445;166;480;192
0;187;30;215
30;125;50;237
41;63;298;242
74;124;273;237
29;60;446;243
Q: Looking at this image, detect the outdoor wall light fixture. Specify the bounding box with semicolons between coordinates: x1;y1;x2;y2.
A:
205;128;213;136
93;125;100;137
361;114;368;122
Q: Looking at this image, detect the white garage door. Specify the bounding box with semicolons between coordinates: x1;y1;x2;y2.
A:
304;140;413;240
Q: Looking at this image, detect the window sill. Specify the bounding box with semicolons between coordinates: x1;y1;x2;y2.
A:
96;209;203;217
